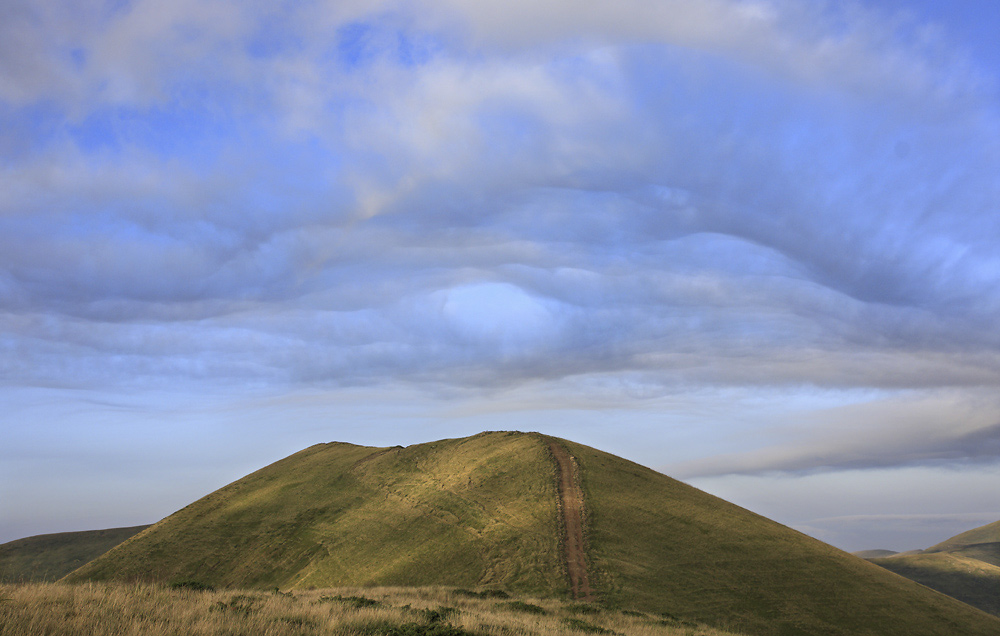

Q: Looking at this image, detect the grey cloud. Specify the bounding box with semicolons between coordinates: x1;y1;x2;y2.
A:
672;393;1000;477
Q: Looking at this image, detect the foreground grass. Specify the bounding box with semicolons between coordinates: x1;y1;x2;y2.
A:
0;582;740;636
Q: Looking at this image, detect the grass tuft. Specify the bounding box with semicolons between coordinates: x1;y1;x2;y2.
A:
169;580;214;592
318;593;383;608
453;588;510;599
500;600;547;615
561;617;618;634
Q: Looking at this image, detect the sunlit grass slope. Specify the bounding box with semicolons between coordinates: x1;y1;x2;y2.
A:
867;552;1000;617
562;439;1000;636
0;525;148;583
65;432;1000;636
924;519;1000;566
65;432;564;594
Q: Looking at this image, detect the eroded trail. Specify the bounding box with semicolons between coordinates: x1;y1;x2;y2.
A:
549;442;593;600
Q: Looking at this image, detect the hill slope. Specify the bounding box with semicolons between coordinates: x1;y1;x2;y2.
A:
66;431;1000;636
867;552;1000;617
67;433;565;594
0;526;149;583
865;518;1000;617
851;549;897;558
926;519;1000;553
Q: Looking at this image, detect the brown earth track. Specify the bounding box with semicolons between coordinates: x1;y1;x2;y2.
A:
548;441;593;601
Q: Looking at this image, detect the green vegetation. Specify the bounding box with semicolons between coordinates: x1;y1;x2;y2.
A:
864;518;1000;617
0;582;734;636
66;433;564;594
850;549;897;558
867;552;1000;617
560;617;617;634
0;525;148;583
562;438;1000;636
925;519;1000;555
61;431;1000;636
499;600;548;614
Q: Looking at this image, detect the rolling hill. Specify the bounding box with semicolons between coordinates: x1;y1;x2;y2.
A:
924;519;1000;566
865;519;1000;617
64;431;1000;636
0;525;149;583
851;549;897;558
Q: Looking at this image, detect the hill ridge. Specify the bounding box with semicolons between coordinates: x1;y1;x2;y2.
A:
64;431;1000;636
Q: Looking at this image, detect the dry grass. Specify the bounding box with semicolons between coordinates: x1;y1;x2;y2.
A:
0;582;740;636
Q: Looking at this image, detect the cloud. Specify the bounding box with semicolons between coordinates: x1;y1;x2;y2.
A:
671;391;1000;476
1;0;999;402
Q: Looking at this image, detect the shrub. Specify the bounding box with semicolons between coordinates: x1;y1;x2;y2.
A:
318;594;383;608
453;588;509;599
500;600;547;615
168;580;214;591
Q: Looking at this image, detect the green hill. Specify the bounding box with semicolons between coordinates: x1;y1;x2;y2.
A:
0;526;149;583
926;520;1000;554
865;518;1000;617
867;552;1000;617
65;431;1000;636
851;549;897;558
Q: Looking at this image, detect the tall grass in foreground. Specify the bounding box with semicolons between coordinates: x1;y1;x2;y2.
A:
0;582;742;636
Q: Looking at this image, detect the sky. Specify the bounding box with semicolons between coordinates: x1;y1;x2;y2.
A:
2;0;999;553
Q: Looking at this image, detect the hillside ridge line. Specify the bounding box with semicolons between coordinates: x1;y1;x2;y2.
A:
548;441;592;601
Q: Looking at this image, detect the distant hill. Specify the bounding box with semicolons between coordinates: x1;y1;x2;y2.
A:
0;525;149;583
865;518;1000;617
926;520;1000;553
924;519;1000;567
852;549;898;558
65;431;1000;636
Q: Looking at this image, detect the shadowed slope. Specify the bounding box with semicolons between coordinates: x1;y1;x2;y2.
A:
66;432;1000;636
0;526;149;583
868;552;1000;617
865;518;1000;617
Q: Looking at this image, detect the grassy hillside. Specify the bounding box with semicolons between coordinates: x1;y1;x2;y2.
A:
65;431;1000;636
926;520;1000;554
0;582;737;636
867;552;1000;617
66;432;564;594
851;549;897;558
864;518;1000;617
562;438;1000;636
0;526;149;583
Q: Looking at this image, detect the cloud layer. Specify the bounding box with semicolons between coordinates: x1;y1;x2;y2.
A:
3;0;1000;478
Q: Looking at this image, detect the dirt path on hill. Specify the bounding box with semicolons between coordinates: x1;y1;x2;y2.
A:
549;442;593;601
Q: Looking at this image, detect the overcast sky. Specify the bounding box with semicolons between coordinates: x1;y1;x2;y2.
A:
2;0;999;552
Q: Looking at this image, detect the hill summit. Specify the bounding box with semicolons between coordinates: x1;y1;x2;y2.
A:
66;431;1000;636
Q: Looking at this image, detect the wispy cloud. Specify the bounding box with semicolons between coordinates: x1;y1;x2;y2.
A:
671;391;1000;476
